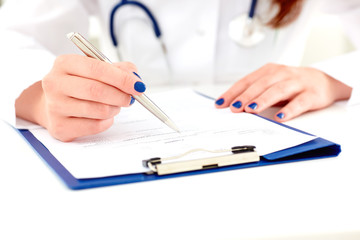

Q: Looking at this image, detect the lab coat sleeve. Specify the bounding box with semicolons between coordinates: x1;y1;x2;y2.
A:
311;0;360;106
0;0;93;127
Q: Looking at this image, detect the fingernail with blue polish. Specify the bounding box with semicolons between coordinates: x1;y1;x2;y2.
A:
232;101;242;109
248;102;258;110
277;112;285;119
215;98;225;106
130;96;135;105
134;81;146;93
133;72;142;80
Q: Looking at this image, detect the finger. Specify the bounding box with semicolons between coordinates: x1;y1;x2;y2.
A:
49;117;114;142
113;61;138;73
113;62;144;88
61;97;121;120
215;71;264;108
216;63;283;109
59;75;132;107
54;55;145;95
242;79;302;114
274;92;314;122
228;71;287;113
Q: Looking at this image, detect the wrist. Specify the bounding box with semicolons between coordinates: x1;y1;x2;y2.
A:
323;72;353;101
15;81;48;128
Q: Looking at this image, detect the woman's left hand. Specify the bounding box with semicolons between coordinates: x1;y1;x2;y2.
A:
215;63;352;121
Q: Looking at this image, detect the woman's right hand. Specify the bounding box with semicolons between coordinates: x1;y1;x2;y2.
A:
16;54;145;142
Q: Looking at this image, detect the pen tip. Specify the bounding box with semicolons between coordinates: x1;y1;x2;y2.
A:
166;120;181;133
173;126;181;133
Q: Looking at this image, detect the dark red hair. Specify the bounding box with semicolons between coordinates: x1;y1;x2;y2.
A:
268;0;304;28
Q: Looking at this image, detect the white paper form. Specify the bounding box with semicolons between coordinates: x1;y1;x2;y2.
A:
30;89;316;179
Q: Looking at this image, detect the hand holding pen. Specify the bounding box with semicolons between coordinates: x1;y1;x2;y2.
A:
33;33;177;142
67;32;179;134
39;54;144;141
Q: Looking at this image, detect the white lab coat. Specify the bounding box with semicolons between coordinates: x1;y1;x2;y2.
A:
0;0;359;126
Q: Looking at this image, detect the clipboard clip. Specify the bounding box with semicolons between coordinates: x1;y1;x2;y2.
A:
142;145;260;175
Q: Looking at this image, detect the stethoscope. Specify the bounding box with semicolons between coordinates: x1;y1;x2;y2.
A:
228;0;265;47
109;0;168;63
109;0;264;59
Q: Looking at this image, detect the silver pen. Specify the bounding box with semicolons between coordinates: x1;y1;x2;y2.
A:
66;32;179;132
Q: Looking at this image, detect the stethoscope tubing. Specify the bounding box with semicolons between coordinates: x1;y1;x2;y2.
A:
248;0;258;18
110;0;162;47
110;0;261;50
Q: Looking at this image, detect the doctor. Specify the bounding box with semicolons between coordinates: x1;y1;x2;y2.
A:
0;0;358;141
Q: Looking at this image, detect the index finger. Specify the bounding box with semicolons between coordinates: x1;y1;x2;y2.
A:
215;63;277;108
54;54;145;95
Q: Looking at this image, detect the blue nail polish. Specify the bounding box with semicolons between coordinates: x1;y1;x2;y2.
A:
130;96;135;105
215;98;224;106
232;101;242;109
133;72;142;80
134;81;146;93
248;102;258;110
277;112;285;119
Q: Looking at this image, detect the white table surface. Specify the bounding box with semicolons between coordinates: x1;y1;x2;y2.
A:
1;86;360;240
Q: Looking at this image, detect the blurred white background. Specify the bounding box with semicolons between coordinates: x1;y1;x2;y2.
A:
0;0;355;67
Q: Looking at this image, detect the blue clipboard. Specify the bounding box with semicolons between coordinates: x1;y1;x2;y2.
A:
16;116;341;190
